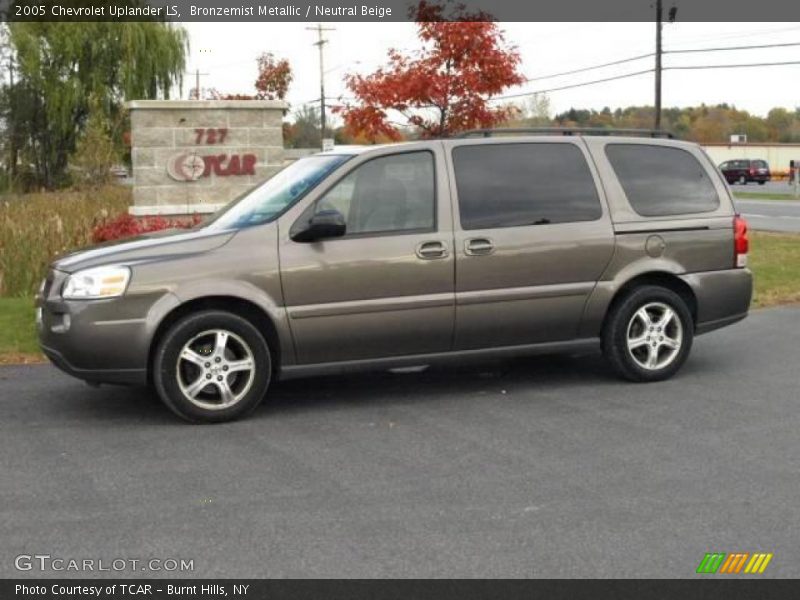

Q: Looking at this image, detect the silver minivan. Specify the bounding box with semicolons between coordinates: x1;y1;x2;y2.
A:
37;129;753;422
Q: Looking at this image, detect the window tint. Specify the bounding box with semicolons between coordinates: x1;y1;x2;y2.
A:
752;160;768;168
315;151;435;235
452;143;602;230
605;144;720;217
206;154;350;230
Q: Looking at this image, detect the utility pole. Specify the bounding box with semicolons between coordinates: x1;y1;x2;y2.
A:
306;24;336;150
654;0;663;130
187;68;209;100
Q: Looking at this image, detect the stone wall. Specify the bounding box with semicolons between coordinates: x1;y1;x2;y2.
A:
128;100;287;216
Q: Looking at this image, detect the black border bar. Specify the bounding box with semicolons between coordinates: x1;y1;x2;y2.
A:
3;579;799;600
3;0;800;22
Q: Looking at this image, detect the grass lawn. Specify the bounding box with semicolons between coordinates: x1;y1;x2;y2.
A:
0;232;797;363
0;297;44;364
750;232;800;307
733;191;800;201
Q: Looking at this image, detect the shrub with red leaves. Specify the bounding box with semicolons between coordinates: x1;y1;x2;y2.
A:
92;213;202;243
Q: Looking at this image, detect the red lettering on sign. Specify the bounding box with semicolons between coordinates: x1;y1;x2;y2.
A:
197;153;257;178
242;154;256;176
228;155;242;176
201;155;216;177
194;128;229;145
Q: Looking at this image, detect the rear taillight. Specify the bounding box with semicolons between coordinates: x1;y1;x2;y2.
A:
734;215;749;268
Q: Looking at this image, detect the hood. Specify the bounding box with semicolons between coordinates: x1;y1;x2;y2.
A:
53;227;237;273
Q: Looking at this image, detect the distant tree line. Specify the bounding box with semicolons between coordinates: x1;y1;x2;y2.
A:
502;98;800;144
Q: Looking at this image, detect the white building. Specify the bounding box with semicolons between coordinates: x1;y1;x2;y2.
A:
703;143;800;177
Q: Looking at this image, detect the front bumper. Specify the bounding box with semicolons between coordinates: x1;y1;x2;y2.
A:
40;344;146;386
36;269;177;386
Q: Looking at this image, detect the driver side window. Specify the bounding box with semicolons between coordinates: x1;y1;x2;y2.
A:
316;151;435;236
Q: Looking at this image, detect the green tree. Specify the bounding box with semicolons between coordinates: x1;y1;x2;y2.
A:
1;17;187;188
69;98;120;188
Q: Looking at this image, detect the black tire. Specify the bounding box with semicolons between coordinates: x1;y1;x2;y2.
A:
602;286;694;383
153;310;272;423
758;181;766;185
738;175;747;185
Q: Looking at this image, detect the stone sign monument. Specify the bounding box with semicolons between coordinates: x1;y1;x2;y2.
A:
127;100;287;216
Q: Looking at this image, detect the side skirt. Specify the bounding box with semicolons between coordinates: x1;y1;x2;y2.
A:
278;338;601;380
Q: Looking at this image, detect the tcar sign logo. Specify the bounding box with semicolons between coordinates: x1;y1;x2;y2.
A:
166;152;258;182
167;153;206;182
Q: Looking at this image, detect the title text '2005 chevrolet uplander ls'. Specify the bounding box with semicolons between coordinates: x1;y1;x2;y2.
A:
37;128;752;423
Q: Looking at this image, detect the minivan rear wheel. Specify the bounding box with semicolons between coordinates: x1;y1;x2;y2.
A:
602;286;693;382
153;310;272;423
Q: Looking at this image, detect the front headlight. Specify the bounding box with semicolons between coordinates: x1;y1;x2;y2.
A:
62;266;131;300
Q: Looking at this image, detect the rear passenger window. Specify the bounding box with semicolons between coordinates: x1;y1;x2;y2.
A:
606;144;719;217
452;143;602;230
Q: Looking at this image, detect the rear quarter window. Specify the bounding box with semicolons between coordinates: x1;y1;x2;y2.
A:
452;143;602;230
605;144;720;217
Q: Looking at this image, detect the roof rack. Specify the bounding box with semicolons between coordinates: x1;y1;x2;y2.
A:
456;127;675;139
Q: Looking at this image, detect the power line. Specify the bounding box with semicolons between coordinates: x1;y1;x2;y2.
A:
492;58;800;104
666;41;800;54
665;60;800;70
665;24;800;46
523;52;653;82
520;40;800;87
492;69;655;102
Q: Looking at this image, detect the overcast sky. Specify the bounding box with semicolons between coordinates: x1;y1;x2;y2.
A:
182;22;800;121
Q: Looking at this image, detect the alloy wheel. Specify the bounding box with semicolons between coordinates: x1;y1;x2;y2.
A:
626;302;683;371
176;329;256;410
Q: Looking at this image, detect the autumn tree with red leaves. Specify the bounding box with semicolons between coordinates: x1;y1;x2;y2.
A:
254;52;293;101
189;53;292;101
336;1;524;140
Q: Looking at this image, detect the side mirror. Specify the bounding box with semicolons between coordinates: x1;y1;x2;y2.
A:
291;209;346;242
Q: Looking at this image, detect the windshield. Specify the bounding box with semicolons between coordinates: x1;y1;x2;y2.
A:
204;154;351;230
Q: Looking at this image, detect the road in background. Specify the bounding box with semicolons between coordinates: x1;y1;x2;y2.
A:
1;307;799;578
733;198;800;233
730;181;797;197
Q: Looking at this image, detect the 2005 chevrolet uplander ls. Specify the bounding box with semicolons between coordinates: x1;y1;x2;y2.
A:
37;128;753;423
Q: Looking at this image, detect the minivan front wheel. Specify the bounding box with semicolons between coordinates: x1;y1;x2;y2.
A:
602;286;693;382
153;310;272;423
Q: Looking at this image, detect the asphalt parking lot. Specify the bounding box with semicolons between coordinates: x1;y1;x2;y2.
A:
730;181;795;196
733;198;800;233
1;306;798;578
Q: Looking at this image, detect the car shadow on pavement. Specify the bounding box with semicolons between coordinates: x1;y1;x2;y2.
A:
257;350;615;419
31;347;701;424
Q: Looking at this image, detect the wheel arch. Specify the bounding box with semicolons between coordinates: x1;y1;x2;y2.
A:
147;295;285;385
606;271;698;329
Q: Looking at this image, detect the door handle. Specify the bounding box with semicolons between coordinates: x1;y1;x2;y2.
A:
416;241;448;260
464;238;495;256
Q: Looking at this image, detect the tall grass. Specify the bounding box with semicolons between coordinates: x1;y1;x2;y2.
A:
0;186;131;297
